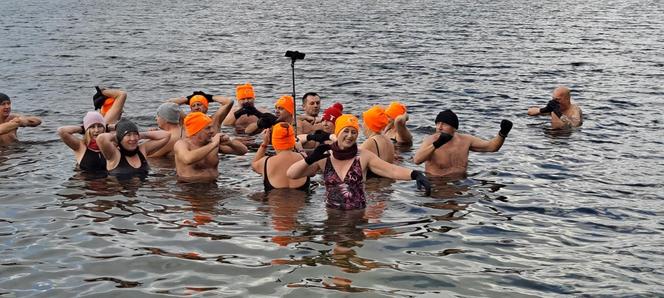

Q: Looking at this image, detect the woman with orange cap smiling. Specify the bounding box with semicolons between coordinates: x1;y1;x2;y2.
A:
251;122;309;191
360;105;395;165
92;86;127;125
287;114;431;210
383;101;413;145
96;119;171;177
174;112;248;182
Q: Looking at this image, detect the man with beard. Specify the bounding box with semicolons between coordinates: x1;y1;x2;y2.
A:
0;92;42;145
174;112;248;182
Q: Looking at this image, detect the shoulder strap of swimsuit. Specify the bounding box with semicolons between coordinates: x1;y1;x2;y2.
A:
372;137;380;158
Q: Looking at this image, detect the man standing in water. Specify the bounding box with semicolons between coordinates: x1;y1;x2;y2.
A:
527;85;583;129
413;109;512;177
174;112;248;182
0;93;42;145
296;92;323;134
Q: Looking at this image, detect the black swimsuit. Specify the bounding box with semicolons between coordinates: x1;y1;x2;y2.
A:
366;138;381;178
109;150;150;177
79;147;106;172
263;156;310;192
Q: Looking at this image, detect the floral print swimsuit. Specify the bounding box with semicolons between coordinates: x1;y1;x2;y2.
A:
323;156;366;210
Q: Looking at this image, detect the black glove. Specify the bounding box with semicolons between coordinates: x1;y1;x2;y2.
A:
432;132;453;148
540;100;562;117
234;105;262;119
499;119;513;138
410;170;431;196
256;113;278;129
306;130;331;143
305;144;331;165
92;86;106;110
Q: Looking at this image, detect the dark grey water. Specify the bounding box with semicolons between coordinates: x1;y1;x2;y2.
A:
2;0;664;296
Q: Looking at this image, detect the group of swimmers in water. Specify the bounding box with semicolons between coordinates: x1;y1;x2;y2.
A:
0;85;582;210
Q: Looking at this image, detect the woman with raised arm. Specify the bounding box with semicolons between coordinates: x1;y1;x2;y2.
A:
57;111;108;173
252;122;309;191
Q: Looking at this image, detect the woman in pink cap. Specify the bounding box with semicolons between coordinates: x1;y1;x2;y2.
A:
57;111;108;173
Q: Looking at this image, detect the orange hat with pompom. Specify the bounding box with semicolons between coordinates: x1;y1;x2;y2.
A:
184;112;212;137
362;105;390;133
385;101;407;120
334;114;360;136
236;83;255;100
271;122;296;150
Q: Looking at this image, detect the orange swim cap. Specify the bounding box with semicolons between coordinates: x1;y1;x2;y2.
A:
385;101;407;120
271;122;296;150
100;97;115;116
184;112;212;137
362;105;390;133
334;114;360;136
236;83;255;100
275;95;294;116
189;95;209;109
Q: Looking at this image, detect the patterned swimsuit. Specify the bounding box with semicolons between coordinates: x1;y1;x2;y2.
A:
323;156;366;210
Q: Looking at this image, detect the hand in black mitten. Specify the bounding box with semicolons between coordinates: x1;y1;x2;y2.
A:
540;100;562;117
306;130;331;143
93;86;106;109
410;170;432;196
432;132;453;148
257;113;278;129
304;144;331;165
499;120;513;138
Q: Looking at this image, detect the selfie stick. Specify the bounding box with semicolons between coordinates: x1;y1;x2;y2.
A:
285;50;305;133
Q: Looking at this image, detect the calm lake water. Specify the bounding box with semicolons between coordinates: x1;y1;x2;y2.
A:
2;0;663;296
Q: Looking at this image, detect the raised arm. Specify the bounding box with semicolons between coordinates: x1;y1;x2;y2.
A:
174;134;221;165
57;125;84;151
103;88;127;124
139;130;171;156
394;114;412;145
211;96;234;132
413;135;440;165
365;150;412;180
251;130;271;174
469;120;511;152
96;132;120;164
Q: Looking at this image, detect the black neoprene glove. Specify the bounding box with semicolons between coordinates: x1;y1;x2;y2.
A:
540;100;562;117
499;120;513;138
410;170;432;196
305;144;331;165
306;130;331;143
432;132;453;148
257;113;278;129
92;86;106;109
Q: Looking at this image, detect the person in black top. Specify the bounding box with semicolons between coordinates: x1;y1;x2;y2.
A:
58;111;108;173
96;119;170;177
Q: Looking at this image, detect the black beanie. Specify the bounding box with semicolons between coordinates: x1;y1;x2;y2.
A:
435;109;458;129
115;119;139;143
0;93;10;104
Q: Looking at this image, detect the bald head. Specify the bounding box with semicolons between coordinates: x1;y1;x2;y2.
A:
552;86;571;106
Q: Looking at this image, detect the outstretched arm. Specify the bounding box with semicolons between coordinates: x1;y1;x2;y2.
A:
139;130;171;156
0;117;21;135
18;115;42;127
57;125;84;151
366;150;413;180
469;120;511;152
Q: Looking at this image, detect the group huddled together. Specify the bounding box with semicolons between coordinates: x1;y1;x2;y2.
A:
0;85;582;210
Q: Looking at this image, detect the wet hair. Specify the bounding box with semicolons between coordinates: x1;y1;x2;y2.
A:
0;93;10;104
301;92;319;104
